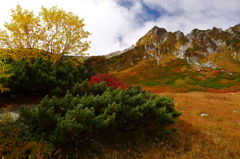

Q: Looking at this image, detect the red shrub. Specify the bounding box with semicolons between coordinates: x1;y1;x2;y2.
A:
173;69;182;73
90;74;129;89
212;70;221;76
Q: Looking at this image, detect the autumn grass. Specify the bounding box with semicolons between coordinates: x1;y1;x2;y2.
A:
102;92;240;158
1;92;239;158
146;92;240;158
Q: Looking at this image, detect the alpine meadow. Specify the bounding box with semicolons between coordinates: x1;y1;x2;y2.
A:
0;4;240;159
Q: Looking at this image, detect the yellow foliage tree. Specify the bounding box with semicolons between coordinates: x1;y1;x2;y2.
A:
2;5;43;49
0;5;90;63
40;6;90;63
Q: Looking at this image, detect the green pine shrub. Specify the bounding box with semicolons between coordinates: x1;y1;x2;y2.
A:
20;81;181;146
0;57;95;96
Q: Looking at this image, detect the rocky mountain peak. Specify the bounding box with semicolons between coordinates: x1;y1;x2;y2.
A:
151;26;167;36
100;24;240;93
232;23;240;30
174;30;185;40
226;24;240;34
136;26;167;46
105;24;240;71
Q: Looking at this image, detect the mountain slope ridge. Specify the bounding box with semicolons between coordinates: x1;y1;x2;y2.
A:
88;24;240;92
105;24;239;68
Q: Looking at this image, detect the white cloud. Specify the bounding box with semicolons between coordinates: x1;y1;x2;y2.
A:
0;0;239;56
140;0;240;32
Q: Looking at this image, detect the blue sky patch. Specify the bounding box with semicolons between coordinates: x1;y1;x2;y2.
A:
118;0;166;22
117;0;134;10
117;36;123;43
141;3;163;21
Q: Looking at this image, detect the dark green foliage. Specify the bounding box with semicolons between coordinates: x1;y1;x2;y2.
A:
20;82;181;145
0;57;95;96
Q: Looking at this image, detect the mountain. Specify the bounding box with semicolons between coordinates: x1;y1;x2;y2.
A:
86;24;240;92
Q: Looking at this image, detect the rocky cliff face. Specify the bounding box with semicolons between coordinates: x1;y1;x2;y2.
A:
106;24;240;71
136;24;239;67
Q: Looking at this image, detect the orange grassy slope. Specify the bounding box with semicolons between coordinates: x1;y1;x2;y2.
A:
102;92;240;159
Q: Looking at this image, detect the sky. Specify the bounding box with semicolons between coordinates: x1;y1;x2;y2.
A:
0;0;239;56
